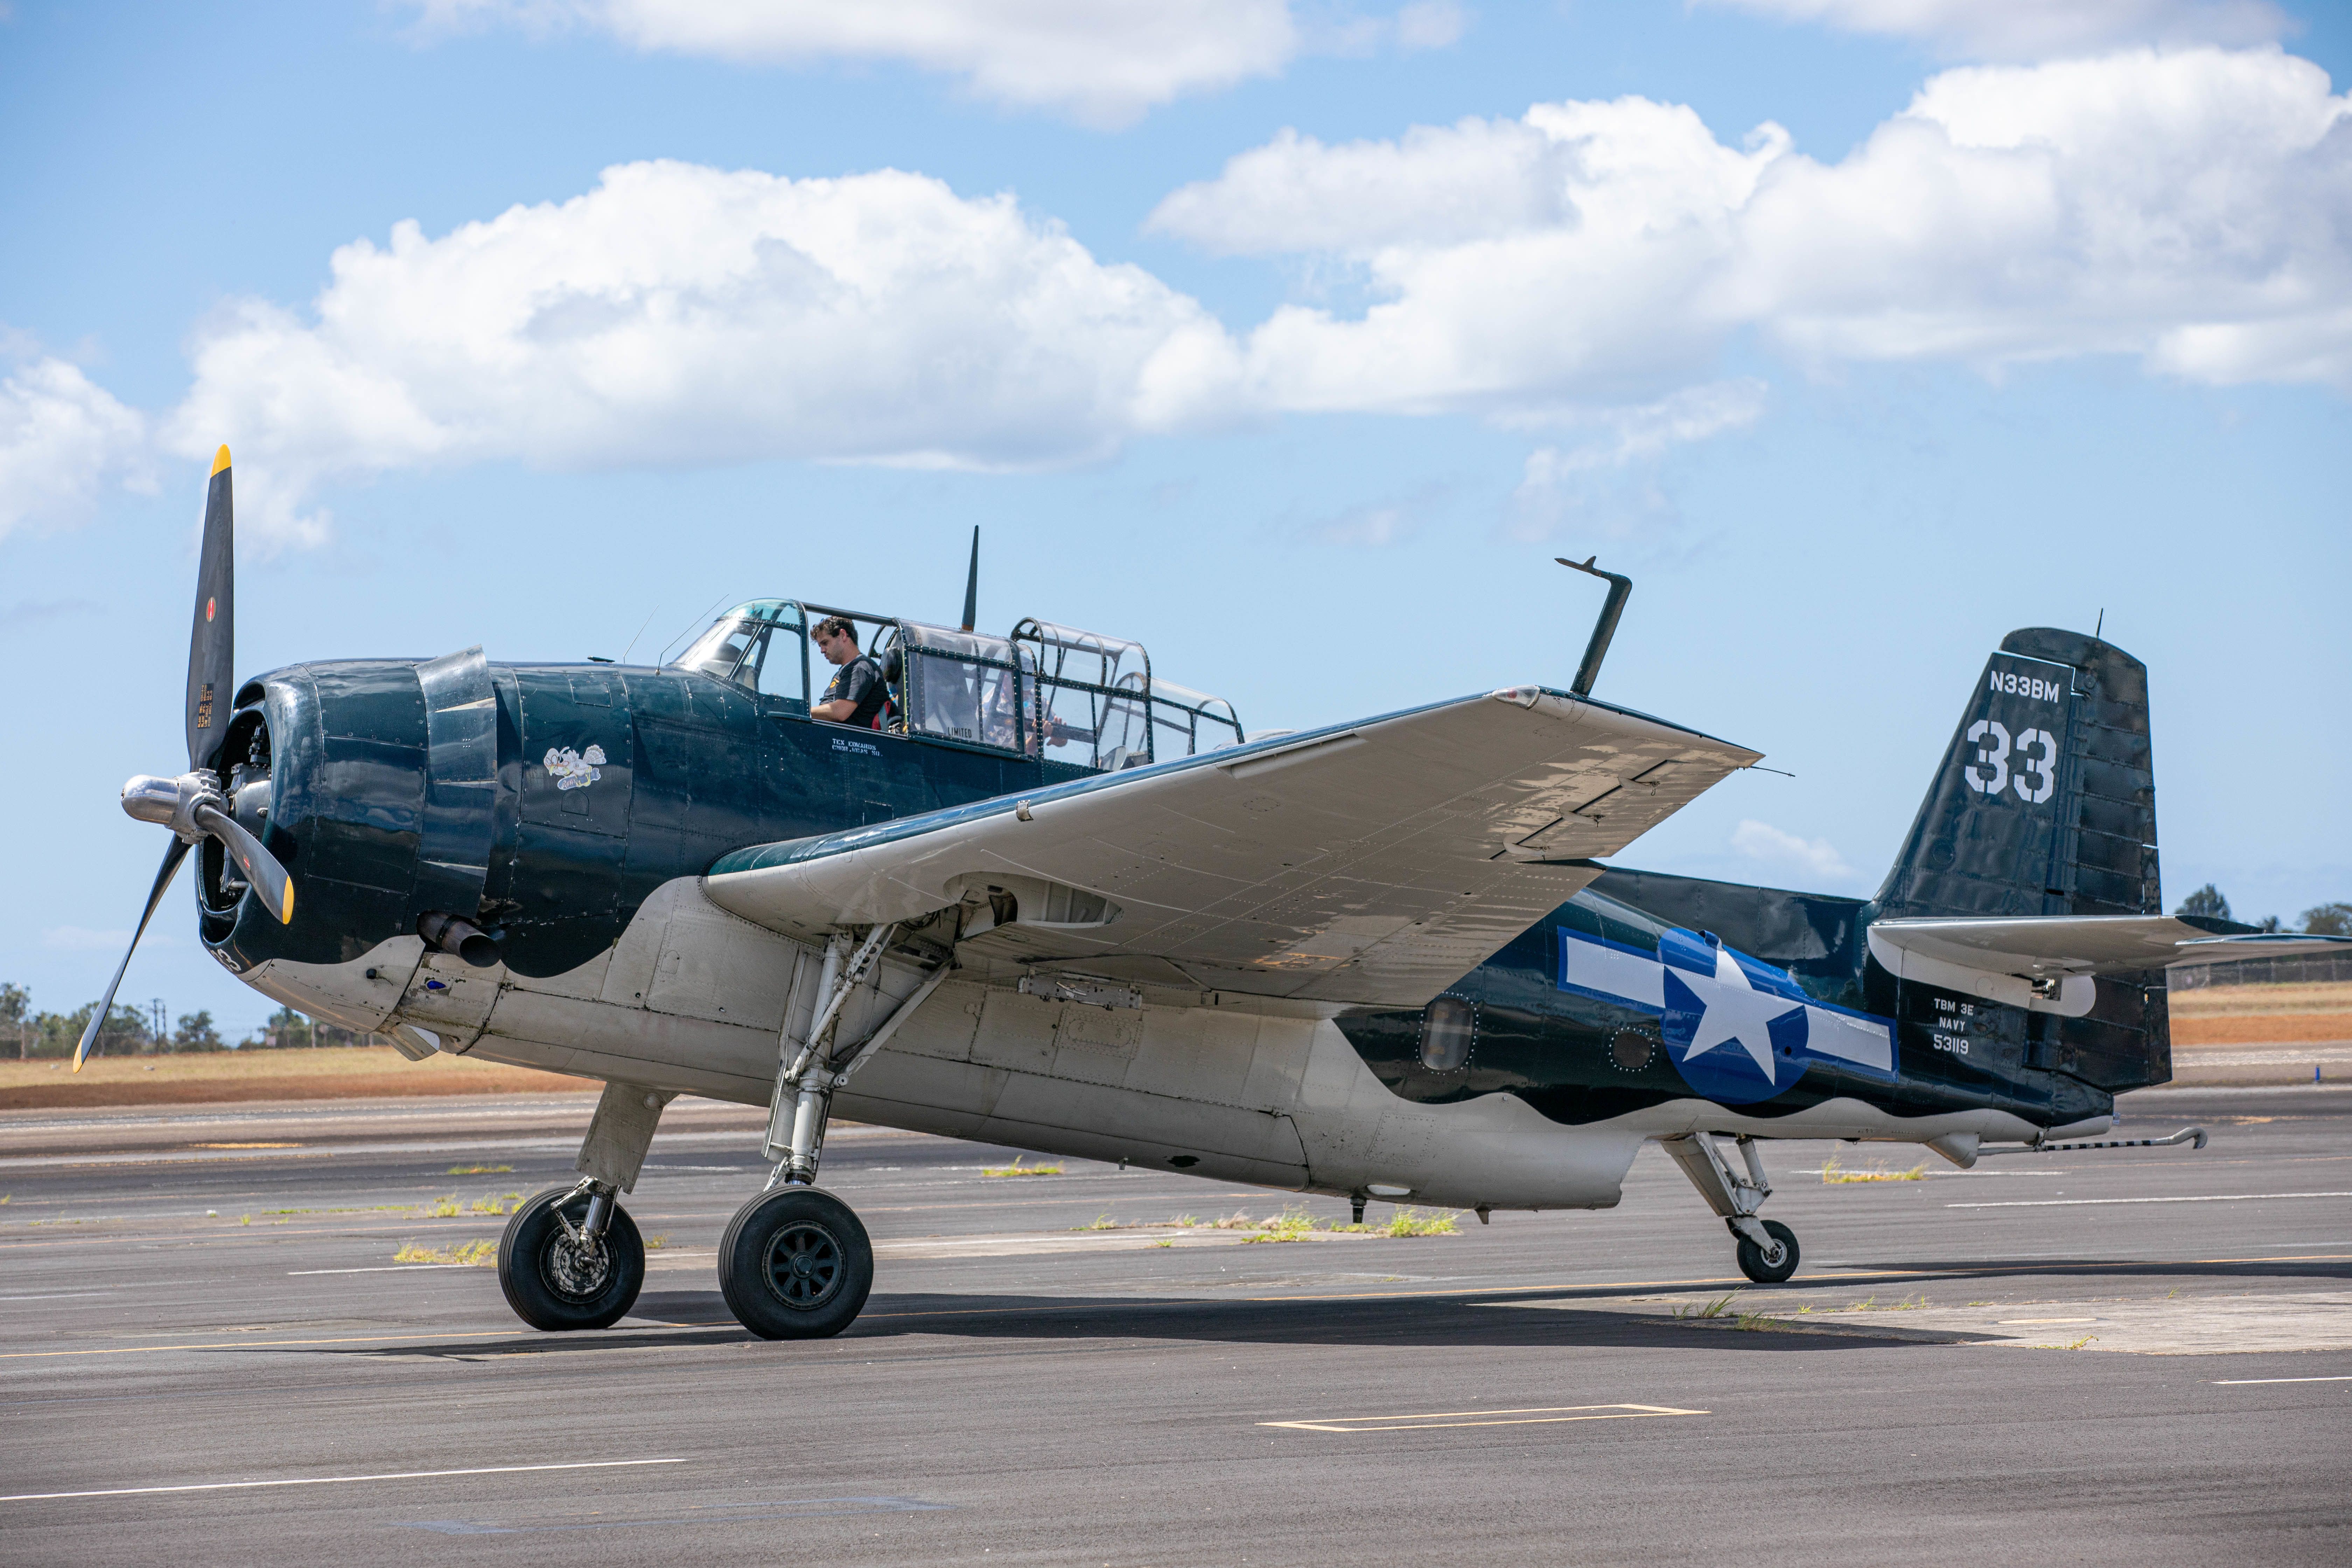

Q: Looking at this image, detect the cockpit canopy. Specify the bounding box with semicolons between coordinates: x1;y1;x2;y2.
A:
667;601;1242;770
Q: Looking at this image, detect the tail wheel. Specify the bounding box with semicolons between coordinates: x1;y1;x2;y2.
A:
1735;1219;1800;1285
719;1187;874;1340
497;1186;645;1331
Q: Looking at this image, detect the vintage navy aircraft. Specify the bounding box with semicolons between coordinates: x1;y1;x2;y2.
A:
85;450;2348;1338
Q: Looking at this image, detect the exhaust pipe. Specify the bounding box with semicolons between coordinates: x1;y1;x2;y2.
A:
418;911;502;968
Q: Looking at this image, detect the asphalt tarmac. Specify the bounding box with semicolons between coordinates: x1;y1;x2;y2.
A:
2;1084;2347;1566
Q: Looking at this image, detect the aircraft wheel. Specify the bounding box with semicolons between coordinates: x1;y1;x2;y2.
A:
498;1186;645;1331
1735;1219;1800;1285
719;1187;873;1340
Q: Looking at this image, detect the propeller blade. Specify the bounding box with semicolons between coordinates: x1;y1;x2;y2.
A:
72;839;193;1071
187;446;234;771
193;801;294;925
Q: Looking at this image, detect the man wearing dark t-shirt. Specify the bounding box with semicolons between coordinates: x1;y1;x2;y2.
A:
812;616;888;727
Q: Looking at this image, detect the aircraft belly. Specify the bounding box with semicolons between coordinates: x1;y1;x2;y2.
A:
1288;1023;1642;1208
476;988;775;1101
239;939;425;1036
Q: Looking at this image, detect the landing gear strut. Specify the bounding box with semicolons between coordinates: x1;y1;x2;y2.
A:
1662;1132;1800;1286
717;926;945;1340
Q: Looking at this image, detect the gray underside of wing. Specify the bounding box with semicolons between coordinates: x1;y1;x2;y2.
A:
702;688;1760;1009
1870;916;2352;977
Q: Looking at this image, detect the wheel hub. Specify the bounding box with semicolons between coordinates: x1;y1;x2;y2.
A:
541;1230;612;1301
762;1221;844;1310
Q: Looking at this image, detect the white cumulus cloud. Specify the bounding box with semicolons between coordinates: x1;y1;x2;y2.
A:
1731;819;1856;883
412;0;1320;126
1699;0;2290;58
162;161;1243;543
56;44;2348;553
1153;47;2352;406
1509;380;1767;539
0;355;152;538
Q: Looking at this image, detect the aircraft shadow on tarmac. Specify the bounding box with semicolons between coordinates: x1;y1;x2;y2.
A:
308;1250;2352;1362
327;1294;1895;1361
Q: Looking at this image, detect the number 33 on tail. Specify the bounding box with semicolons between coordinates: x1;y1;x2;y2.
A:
1964;720;2056;804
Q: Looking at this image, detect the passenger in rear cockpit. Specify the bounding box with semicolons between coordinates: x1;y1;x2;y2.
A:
813;616;888;728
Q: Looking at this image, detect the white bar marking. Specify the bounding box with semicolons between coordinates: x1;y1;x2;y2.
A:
1563;936;1663;1009
1;1458;686;1504
1948;1191;2352;1209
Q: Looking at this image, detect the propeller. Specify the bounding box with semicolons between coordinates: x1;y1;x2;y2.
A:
75;447;294;1071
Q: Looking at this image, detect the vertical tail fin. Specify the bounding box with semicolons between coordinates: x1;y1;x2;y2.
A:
1875;629;2157;920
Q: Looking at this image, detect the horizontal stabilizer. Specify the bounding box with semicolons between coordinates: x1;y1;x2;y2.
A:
1870;915;2352;979
705;688;1759;1008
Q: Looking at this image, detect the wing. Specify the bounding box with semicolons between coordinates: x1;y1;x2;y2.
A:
1870;916;2352;978
704;686;1760;1008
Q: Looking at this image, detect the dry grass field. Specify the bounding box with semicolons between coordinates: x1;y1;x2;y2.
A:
2169;980;2352;1045
0;1046;592;1110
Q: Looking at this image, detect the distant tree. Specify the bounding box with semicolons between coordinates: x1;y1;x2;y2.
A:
172;1011;224;1052
2303;903;2352;936
260;1004;313;1049
51;1002;153;1060
1;983;26;1059
2252;915;2282;933
2175;884;2232;921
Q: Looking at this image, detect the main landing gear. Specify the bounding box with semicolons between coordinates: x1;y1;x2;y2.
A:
719;1186;873;1339
715;924;943;1340
497;1080;672;1331
499;1181;646;1331
496;925;940;1340
1661;1132;1800;1286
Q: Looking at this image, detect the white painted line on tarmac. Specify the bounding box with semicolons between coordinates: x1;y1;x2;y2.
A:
0;1458;687;1504
1947;1191;2352;1209
285;1265;476;1275
1263;1404;1707;1434
2209;1374;2352;1385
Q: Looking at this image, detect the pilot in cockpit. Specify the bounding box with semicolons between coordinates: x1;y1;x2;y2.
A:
812;616;889;728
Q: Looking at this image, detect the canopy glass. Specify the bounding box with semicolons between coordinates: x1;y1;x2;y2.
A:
668;602;1242;767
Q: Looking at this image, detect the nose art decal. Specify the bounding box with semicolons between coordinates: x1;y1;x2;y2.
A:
545;744;607;791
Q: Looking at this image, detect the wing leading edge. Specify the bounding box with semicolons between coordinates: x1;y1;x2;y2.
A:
703;687;1761;1008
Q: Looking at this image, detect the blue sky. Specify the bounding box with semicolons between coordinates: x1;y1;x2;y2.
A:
5;0;2347;1037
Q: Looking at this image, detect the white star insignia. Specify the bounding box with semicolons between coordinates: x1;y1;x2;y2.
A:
1679;944;1805;1082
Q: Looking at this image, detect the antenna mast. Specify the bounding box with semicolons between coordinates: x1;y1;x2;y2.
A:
1555;555;1633;697
960;527;980;632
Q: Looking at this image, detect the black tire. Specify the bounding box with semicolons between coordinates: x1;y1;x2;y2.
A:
1735;1219;1800;1285
718;1187;873;1340
497;1186;645;1331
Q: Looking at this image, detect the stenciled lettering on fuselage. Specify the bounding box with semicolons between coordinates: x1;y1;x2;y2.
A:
1556;926;1897;1106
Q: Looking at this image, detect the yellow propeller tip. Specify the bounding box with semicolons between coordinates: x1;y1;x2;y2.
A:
278;883;295;924
211;444;231;475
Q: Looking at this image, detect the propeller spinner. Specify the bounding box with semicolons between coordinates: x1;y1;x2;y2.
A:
74;447;294;1070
